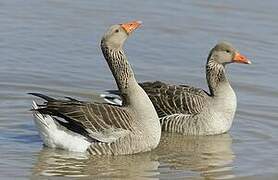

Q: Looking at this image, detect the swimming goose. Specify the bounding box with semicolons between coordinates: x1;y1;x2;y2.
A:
102;42;251;135
29;21;161;155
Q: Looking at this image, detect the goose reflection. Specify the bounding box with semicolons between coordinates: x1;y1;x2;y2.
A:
152;133;235;179
32;133;234;179
31;147;159;179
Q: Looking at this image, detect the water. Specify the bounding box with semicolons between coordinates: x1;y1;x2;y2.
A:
0;0;278;179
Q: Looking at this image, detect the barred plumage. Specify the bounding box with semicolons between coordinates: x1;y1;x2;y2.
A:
140;81;209;117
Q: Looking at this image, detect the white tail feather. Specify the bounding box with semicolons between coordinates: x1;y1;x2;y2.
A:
100;94;122;105
32;101;90;152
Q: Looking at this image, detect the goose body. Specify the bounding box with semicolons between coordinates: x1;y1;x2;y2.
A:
30;21;161;155
102;42;251;135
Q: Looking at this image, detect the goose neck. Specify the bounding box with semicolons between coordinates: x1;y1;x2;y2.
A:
206;60;230;97
101;43;135;97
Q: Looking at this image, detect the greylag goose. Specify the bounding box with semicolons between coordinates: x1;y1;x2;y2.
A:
102;42;251;135
29;21;161;155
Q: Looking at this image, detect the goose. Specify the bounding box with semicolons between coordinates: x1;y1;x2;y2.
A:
29;20;161;155
102;42;251;135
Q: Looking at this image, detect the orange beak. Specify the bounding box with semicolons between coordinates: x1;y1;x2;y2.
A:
233;52;251;64
120;20;142;34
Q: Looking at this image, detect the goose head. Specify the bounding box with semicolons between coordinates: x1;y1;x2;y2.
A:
101;20;142;49
208;42;251;65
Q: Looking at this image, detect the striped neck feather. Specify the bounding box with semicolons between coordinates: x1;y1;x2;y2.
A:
101;43;135;101
206;59;229;97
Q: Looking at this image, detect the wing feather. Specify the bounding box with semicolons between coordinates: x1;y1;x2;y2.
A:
139;81;209;117
31;93;134;143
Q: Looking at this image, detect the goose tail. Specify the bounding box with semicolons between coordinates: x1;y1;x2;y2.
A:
31;101;90;152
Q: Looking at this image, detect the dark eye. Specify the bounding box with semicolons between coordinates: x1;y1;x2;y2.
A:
225;50;230;53
115;29;119;33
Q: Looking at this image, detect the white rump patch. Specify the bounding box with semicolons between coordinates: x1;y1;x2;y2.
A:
32;101;91;153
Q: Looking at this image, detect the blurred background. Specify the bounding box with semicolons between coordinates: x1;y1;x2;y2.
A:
0;0;277;179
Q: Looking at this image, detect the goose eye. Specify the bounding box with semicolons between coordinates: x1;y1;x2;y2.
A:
115;29;119;33
225;50;230;53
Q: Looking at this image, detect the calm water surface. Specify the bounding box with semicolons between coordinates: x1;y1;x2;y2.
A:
0;0;278;179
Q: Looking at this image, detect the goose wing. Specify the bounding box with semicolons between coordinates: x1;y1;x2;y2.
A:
30;93;134;143
139;81;209;117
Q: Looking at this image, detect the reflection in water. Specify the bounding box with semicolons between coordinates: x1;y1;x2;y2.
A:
153;133;235;179
31;133;234;179
32;149;89;177
32;148;159;179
